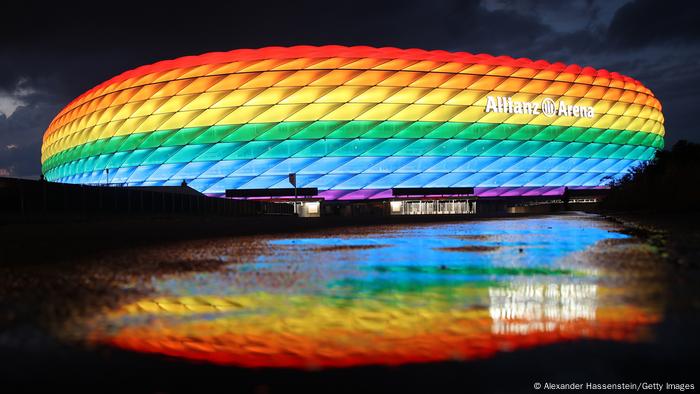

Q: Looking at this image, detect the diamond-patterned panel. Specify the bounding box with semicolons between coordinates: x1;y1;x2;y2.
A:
41;46;665;199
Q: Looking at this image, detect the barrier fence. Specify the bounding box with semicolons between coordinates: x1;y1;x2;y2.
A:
0;177;293;217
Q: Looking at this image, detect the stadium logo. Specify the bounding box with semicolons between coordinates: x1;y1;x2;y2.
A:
541;98;557;117
484;96;594;118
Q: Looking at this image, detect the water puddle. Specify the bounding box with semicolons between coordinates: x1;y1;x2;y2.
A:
84;214;664;368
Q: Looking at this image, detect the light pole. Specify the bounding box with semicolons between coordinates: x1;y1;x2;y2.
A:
289;172;297;215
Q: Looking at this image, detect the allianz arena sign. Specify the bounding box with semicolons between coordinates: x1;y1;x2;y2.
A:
485;95;595;118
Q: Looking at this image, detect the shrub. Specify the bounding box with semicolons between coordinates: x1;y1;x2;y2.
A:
602;140;700;212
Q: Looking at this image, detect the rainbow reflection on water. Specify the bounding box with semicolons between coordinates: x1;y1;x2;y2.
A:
87;214;662;368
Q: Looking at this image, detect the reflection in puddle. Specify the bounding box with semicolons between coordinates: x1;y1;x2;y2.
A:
86;215;662;368
437;245;501;252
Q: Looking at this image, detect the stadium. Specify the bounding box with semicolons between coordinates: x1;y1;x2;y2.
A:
40;45;665;209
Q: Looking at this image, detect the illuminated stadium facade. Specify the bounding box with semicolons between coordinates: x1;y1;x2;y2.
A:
41;46;665;200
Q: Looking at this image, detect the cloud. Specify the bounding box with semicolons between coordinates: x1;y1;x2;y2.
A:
0;95;26;118
608;0;700;48
0;90;62;178
482;0;630;34
0;79;35;117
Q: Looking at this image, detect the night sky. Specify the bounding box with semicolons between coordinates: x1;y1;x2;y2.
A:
1;0;699;178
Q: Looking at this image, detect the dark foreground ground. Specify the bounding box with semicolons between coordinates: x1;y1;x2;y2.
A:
1;212;699;393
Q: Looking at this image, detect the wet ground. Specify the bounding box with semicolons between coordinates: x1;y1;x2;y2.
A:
0;212;698;392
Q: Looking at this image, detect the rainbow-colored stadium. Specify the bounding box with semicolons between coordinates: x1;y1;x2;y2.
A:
41;46;665;199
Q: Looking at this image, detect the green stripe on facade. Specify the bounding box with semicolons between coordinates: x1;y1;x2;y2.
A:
42;120;664;174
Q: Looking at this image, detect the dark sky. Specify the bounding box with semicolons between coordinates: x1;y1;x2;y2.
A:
1;0;699;178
